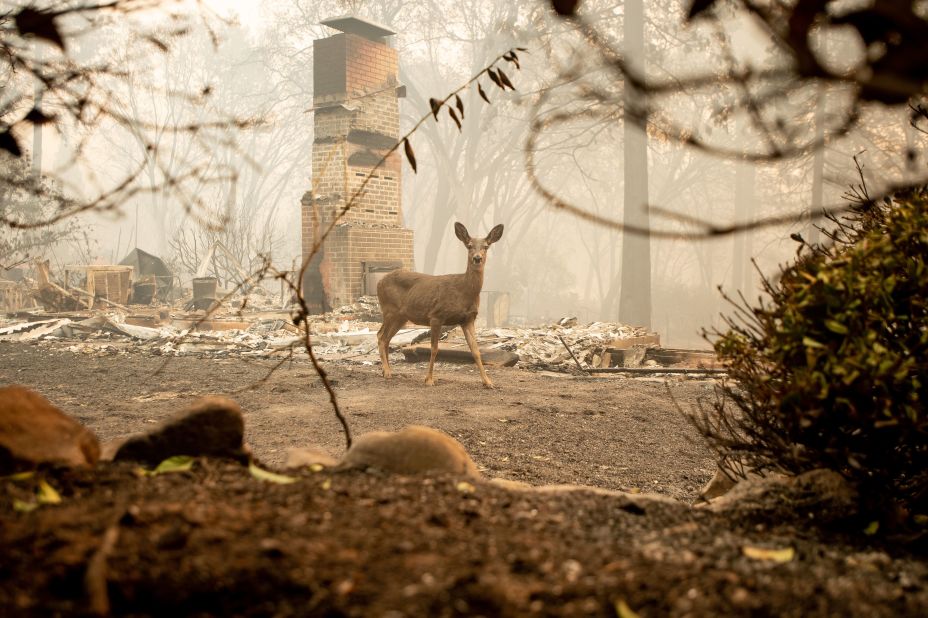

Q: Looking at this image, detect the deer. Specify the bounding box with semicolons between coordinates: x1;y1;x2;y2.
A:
377;222;504;388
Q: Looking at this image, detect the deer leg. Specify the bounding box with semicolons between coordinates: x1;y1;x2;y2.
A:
462;320;494;388
378;317;404;379
425;319;442;386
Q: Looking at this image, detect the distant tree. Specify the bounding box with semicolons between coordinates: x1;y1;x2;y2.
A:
0;154;77;268
95;21;306;272
538;0;928;237
0;1;246;236
618;0;651;327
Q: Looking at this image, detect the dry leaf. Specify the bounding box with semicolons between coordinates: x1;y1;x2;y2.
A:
456;481;476;494
37;479;61;504
742;545;795;563
614;599;640;618
24;108;55;125
13;499;38;513
448;107;462;131
4;471;35;482
429;97;442;120
455;94;465;119
144;35;169;52
249;462;298;484
687;0;719;21
0;130;22;158
403;138;417;173
478;82;491;104
15;7;65;49
497;68;516;90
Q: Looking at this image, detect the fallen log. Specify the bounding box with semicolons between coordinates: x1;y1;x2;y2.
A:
400;342;519;367
589;366;727;375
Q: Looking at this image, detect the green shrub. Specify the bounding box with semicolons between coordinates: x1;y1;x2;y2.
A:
702;188;928;522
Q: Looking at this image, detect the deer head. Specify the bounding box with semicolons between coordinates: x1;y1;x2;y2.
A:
454;222;504;273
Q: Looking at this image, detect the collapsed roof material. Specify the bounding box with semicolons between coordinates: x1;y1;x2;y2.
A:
119;248;172;280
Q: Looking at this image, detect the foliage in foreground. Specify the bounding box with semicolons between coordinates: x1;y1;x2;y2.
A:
701;187;928;523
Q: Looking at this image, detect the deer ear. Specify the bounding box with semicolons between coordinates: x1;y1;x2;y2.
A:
454;222;470;243
486;224;504;244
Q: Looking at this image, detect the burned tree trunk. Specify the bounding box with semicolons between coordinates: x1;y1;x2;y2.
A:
618;0;652;328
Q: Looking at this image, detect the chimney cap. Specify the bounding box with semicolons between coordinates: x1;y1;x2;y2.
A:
320;15;396;40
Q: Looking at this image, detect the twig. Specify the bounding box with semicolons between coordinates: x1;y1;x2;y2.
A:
85;521;121;616
557;335;589;374
589;366;727;375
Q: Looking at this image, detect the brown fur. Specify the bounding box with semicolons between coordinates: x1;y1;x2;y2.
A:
377;222;504;387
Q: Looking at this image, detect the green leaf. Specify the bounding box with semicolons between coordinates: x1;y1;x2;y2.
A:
825;319;849;334
37;479;61;504
863;520;880;535
150;456;195;476
802;337;825;348
249;462;298;485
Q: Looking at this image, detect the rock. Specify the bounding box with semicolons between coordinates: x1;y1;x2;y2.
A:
700;467;739;501
699;463;779;501
534;484;685;515
99;439;125;462
113;396;248;465
0;385;99;473
702;468;859;524
488;478;534;491
338;426;480;478
284;446;339;469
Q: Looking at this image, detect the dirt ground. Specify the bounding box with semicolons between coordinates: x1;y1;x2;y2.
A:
2;340;927;616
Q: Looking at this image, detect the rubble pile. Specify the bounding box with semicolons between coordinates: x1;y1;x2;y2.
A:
324;295;382;322
2;261;674;373
0;314;296;358
471;318;657;372
0;308;410;361
2;295;664;372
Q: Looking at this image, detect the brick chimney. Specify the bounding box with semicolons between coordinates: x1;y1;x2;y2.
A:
301;15;415;312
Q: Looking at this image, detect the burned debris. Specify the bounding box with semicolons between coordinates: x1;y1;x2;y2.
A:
2;262;711;374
